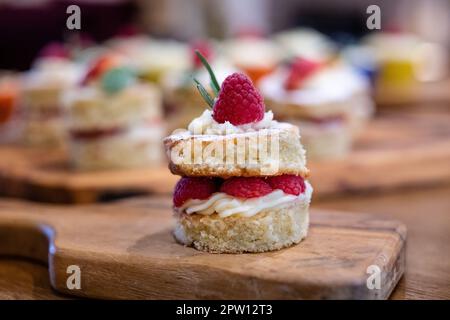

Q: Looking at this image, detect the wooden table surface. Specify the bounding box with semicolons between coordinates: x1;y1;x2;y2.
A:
317;185;450;300
0;183;448;300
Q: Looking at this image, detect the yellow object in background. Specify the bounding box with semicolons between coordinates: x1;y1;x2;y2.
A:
378;59;416;87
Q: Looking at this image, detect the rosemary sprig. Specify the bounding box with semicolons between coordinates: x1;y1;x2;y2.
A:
195;50;220;96
193;78;214;109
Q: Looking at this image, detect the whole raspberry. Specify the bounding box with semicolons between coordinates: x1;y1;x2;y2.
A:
220;177;272;199
267;175;306;196
213;73;265;125
284;58;321;90
173;177;218;207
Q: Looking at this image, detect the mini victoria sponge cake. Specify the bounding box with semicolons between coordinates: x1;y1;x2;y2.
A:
259;60;374;160
64;69;164;170
21;57;81;147
165;110;312;253
164;54;312;253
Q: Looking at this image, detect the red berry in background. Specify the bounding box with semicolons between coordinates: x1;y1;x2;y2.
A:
38;42;70;59
220;177;272;199
115;24;141;38
173;177;219;207
267;175;306;196
0;79;18;124
191;40;213;69
284;57;322;90
213;73;265;125
235;27;265;38
82;54;122;85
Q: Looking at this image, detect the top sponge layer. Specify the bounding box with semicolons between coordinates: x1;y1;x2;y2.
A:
164;123;309;178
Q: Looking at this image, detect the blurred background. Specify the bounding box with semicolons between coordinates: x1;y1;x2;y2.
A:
0;0;449;300
0;0;449;70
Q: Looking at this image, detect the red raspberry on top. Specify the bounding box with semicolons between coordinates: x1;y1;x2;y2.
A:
220;177;272;199
173;177;218;207
267;175;306;196
213;73;265;125
284;57;322;90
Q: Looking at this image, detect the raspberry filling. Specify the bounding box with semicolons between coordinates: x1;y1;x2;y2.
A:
70;127;124;140
173;175;306;208
26;106;62;120
266;175;306;196
70;121;161;141
173;177;219;207
220;177;272;198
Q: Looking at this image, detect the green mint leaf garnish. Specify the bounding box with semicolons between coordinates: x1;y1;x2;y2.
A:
193;78;214;109
195;50;220;96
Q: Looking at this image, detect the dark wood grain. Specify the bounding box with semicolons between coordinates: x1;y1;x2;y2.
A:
0;259;66;300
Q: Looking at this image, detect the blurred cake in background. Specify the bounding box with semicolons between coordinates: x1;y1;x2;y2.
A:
359;31;448;106
162;40;239;132
128;39;190;85
0;73;21;144
20;44;82;148
64;56;164;170
259;58;374;160
222;35;281;84
273;28;337;63
363;31;448;85
106;33;151;61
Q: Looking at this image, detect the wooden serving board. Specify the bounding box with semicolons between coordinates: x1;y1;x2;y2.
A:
0;197;406;299
0;145;178;203
0;107;449;203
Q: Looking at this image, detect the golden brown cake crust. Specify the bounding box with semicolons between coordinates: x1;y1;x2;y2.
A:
167;161;309;178
164;126;309;178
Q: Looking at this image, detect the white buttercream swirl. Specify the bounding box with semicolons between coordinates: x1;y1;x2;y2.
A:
259;64;370;105
187;109;279;135
179;181;312;218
